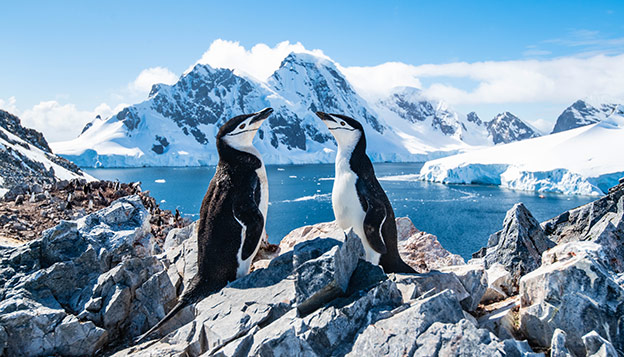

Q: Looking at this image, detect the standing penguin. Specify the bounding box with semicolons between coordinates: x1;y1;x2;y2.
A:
315;111;414;274
136;108;273;343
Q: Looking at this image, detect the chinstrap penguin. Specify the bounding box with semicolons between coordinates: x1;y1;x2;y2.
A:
315;111;415;274
136;107;273;343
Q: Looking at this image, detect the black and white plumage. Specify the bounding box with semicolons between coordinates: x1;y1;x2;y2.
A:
316;111;414;274
136;108;273;343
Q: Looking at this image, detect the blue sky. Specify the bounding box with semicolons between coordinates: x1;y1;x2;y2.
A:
1;0;623;140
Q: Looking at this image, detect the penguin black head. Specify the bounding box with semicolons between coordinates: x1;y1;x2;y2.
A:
315;112;364;149
217;108;273;152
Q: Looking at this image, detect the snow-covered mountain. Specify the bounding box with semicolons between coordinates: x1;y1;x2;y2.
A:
486;112;541;144
417;105;624;195
52;52;534;167
551;99;618;134
0;110;92;197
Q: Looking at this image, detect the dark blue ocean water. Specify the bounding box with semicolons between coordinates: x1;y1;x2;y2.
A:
85;163;595;260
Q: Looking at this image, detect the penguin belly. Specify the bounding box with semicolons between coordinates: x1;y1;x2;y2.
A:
332;170;381;265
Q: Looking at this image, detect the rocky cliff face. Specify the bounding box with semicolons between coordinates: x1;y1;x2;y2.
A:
551;100;617;134
0;110;90;195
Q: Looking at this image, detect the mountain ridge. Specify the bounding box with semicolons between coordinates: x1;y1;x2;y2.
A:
53;52;551;167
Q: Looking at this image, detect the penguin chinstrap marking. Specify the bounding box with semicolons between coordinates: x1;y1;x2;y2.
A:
315;111;415;274
136;107;273;343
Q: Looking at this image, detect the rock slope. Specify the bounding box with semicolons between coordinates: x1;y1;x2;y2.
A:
0;110;91;196
2;182;624;356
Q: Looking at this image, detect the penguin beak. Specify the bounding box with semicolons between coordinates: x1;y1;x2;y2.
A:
250;107;273;125
315;111;337;123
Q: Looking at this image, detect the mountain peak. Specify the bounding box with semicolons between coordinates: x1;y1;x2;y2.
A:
279;52;334;69
551;99;617;134
487;112;540;144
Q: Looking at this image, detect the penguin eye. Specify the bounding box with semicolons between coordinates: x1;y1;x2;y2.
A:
239;123;246;130
340;121;346;126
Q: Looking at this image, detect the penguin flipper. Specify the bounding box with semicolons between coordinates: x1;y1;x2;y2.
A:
362;196;388;255
234;199;264;261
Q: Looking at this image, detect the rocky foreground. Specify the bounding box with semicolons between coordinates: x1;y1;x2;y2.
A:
1;182;623;356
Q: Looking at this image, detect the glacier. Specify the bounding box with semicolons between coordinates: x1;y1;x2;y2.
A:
418;105;624;195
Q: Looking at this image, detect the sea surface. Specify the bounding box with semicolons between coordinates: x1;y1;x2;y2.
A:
85;163;596;260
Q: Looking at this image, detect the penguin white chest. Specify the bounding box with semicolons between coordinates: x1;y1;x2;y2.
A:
332;160;381;265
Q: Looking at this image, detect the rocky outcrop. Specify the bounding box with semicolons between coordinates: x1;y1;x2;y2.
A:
474;203;555;293
542;181;624;273
1;195;536;356
0;179;187;244
0;109;86;192
518;244;624;356
280;217;463;274
0;196;175;356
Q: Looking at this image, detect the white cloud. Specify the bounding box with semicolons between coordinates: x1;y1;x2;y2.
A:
0;96;18;114
129;66;178;94
341;54;624;108
16;100;126;142
338;62;422;100
526;118;553;134
191;39;329;81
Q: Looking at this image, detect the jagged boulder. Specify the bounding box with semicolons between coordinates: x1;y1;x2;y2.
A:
279;217;463;273
518;250;624;356
477;298;520;340
116;237;403;356
481;262;514;303
551;329;573;357
582;331;619;357
294;230;365;316
348;290;466;355
0;195;175;356
439;263;488;311
543;185;624;274
474;203;555;293
414;319;540;357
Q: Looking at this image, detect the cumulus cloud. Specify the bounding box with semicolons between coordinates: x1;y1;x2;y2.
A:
341;54;624;107
526;118;553;134
0;97;18;114
338;62;423;100
17;100;127;143
191;39;329;81
129;66;178;94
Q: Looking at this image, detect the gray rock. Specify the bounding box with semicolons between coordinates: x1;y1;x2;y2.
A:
217;279;402;357
0;325;6;355
439;263;487;311
390;271;470;305
413;319;541;357
551;329;573;357
542;182;624;247
348;290;465;356
475;203;555;293
481;263;514;303
478;298;519;340
295;230;364;316
0;195;175;356
519;253;624;356
582;331;619;357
